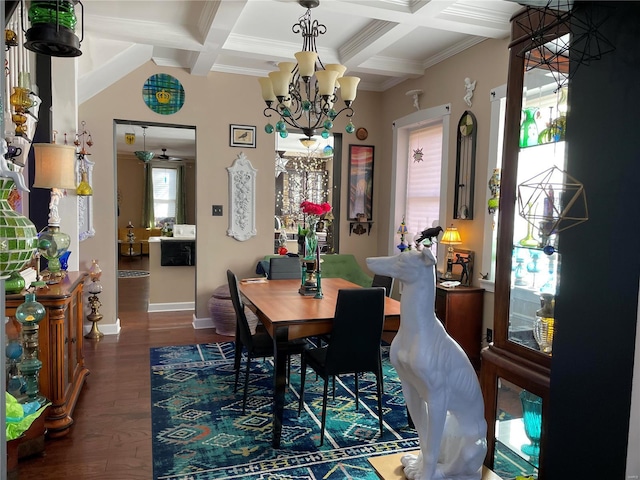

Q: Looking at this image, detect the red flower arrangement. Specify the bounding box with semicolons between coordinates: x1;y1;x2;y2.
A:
300;200;331;216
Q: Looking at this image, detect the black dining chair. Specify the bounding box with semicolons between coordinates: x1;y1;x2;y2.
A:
298;287;386;445
227;270;308;414
268;256;302;280
372;274;394;297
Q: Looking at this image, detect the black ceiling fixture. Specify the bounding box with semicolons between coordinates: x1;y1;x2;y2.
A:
22;0;84;57
157;148;182;162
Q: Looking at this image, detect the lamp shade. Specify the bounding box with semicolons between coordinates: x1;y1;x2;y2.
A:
441;226;462;245
33;144;76;189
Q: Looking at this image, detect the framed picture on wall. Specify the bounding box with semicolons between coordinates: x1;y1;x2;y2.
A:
230;125;256;148
348;144;374;220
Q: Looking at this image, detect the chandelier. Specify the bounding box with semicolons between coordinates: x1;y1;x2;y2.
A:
258;0;360;140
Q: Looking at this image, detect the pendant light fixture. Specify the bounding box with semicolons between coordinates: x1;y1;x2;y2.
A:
22;0;84;57
258;0;360;140
134;126;154;163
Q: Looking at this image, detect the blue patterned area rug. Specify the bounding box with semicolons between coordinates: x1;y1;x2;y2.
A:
151;342;419;480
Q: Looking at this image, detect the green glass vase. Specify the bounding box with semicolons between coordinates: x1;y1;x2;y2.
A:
0;178;38;279
519;107;539;148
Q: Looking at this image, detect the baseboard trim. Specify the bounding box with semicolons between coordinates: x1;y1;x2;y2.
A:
147;302;195;313
192;316;214;330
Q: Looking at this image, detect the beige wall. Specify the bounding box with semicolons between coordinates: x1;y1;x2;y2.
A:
78;38;509;331
148;241;195;306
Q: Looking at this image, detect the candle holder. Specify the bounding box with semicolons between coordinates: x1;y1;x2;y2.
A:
85;279;104;339
85;260;104;339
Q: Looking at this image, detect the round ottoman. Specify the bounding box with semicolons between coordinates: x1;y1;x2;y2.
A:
208;284;258;336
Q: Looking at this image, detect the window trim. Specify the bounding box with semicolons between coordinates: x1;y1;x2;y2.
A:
478;84;507;294
390;104;451;258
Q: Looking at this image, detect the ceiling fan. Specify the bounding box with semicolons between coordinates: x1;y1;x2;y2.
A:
156;148;183;162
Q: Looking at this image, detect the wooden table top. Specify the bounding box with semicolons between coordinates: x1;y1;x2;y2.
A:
240;277;400;323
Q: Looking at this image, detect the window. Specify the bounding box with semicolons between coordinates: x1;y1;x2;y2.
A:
152;167;177;227
390;104;451;257
405;125;443;237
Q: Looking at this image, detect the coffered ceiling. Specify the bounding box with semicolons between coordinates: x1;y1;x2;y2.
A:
78;0;522;104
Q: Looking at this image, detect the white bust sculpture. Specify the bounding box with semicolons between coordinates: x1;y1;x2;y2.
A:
367;249;487;480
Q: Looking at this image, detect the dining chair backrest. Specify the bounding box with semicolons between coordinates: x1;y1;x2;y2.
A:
325;287;386;375
268;256;302;280
226;270;254;350
372;274;394;297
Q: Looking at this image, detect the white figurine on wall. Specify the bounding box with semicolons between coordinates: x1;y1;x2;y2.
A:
464;77;476;107
367;249;487;480
0;138;29;192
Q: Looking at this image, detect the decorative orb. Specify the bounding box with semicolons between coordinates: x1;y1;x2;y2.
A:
328;109;338;120
345;121;355;134
323;119;333;130
281;107;291;117
321;130;330;139
276;120;286;132
264;123;274;134
543;245;556;255
302;100;311;111
279;131;289;138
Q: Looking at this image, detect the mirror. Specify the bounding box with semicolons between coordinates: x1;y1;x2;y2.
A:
114;120;196;312
115;120;196;227
274;132;341;255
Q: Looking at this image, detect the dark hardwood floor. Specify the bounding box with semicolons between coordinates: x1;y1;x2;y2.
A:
15;256;230;480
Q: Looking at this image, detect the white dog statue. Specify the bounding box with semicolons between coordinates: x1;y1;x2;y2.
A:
367;249;487;480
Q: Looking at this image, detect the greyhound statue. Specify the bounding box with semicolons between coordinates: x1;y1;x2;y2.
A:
367;249;486;480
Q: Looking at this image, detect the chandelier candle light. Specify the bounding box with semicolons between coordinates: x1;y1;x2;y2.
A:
258;0;360;140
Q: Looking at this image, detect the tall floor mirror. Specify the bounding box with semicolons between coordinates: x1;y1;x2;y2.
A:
114;120;196;314
274;132;341;254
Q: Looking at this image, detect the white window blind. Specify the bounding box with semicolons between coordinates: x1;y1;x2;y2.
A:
152;167;177;223
405;124;443;238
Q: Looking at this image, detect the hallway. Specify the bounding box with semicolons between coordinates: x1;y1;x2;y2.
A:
15;260;228;479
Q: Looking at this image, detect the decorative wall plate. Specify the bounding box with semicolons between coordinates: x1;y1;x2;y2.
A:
356;127;368;140
227;153;257;241
142;73;185;115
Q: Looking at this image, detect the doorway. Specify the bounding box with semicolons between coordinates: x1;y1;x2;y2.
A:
114;120;196;314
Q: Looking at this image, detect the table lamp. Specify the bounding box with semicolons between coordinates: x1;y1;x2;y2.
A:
440;225;462;279
32;143;76;281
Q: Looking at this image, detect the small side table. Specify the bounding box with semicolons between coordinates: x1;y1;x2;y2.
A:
368;451;502;480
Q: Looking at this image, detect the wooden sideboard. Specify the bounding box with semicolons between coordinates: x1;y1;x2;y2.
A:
435;284;484;369
6;271;89;438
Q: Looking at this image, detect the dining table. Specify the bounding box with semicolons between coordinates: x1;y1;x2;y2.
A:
239;277;401;448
